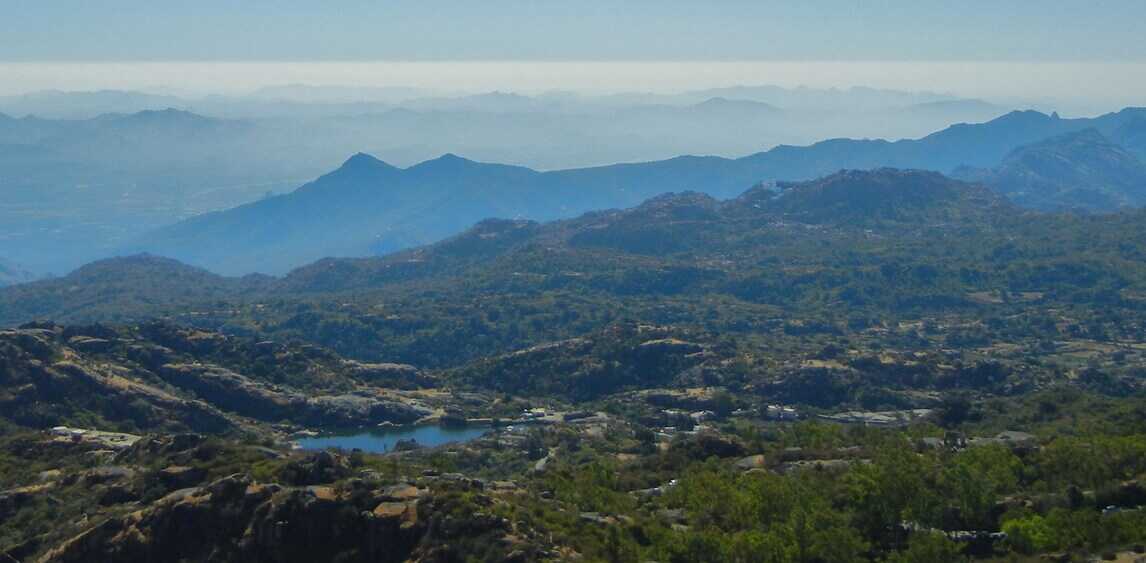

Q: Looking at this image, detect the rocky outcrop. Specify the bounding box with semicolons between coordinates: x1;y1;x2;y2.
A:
37;474;514;563
734;454;767;471
0;325;431;433
452;326;714;401
155;363;295;419
65;336;115;354
155;362;429;426
0;483;55;520
0;329;234;433
637;338;704;355
277;451;353;486
343;360;436;389
305;394;429;427
157;465;208;489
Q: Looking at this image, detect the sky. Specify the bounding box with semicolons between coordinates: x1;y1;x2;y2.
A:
1;1;1144;110
4;0;1146;62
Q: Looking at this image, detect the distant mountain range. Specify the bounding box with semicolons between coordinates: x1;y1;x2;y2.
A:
132;108;1146;275
0;168;1024;325
0;87;1015;276
7;167;1146;365
272;168;1016;294
0;85;985;119
2;94;1142;277
955;129;1146;211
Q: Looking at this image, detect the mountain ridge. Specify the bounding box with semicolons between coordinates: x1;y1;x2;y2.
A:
129;107;1146;275
5;166;1146;375
2;168;1022;321
954;128;1146;211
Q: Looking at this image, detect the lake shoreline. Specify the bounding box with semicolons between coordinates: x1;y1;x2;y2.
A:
293;423;492;454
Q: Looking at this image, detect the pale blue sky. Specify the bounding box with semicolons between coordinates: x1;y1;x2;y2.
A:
2;0;1145;61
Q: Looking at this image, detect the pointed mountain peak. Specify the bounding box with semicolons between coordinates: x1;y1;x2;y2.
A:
297;152;399;191
434;152;472;164
409;152;477;172
334;152;398;175
342;152;392;168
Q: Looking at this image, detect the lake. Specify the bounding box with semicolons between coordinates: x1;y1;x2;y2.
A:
295;424;489;454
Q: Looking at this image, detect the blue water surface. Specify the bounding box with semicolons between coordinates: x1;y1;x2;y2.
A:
296;425;488;453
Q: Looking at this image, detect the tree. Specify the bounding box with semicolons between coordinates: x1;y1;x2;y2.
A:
886;531;965;563
941;445;1021;529
1001;515;1053;554
935;394;973;428
846;445;941;548
711;390;736;418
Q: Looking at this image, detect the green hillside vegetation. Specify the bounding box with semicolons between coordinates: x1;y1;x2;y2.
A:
6;168;1145;368
2;168;1145;561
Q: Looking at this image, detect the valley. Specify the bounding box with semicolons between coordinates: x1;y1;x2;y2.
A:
9;3;1146;560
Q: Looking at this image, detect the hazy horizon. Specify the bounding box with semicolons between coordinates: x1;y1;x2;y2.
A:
1;2;1144;276
6;1;1144;113
1;60;1143;116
